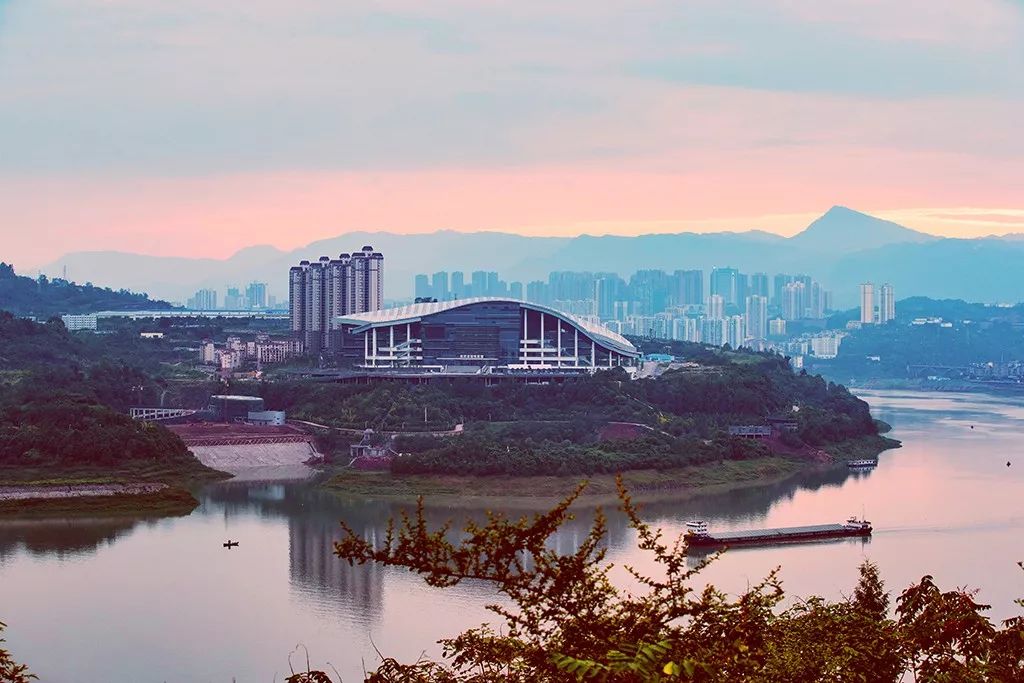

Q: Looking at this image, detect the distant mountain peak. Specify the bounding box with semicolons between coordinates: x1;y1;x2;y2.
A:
790;207;934;252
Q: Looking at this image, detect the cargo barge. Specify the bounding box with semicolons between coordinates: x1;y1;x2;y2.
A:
685;517;872;548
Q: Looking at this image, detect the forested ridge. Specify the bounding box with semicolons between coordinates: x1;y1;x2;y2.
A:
265;353;881;476
0;262;172;317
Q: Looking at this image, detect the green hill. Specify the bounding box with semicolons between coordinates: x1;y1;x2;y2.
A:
0;262;173;318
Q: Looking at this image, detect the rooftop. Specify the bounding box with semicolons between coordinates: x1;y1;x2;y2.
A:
336;297;638;357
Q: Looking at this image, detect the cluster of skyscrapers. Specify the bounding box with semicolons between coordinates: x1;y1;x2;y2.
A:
412;267;832;349
288;246;384;354
859;282;896;324
187;282;271;311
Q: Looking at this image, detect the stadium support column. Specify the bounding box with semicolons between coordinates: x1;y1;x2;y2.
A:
540;312;545;350
574;328;579;367
557;322;562;367
608;349;612;368
591;339;595;367
372;327;378;367
364;331;369;365
389;325;394;367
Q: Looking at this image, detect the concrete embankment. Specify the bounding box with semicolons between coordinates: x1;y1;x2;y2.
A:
188;441;318;474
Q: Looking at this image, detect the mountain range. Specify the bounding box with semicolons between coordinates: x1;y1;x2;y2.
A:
33;206;1024;307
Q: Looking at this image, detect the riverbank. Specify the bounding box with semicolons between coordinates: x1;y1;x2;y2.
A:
0;459;230;488
323;457;806;507
0;484;200;517
321;433;900;507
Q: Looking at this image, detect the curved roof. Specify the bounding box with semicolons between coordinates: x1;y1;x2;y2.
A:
336;297;638;357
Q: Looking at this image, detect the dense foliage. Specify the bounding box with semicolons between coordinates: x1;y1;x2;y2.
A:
265;355;876;475
813;320;1024;381
0;313;215;477
0;395;198;470
331;482;1024;682
0;262;172;317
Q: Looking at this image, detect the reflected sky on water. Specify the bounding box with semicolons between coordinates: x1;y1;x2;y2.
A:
2;390;1024;682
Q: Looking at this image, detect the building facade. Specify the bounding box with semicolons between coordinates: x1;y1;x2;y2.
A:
879;283;895;323
333;297;638;370
289;246;384;354
860;283;875;324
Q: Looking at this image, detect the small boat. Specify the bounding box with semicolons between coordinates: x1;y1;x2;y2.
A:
223;540;239;548
847;459;878;468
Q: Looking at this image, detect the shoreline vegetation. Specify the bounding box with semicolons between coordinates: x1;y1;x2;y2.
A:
322;433;900;506
0;485;200;518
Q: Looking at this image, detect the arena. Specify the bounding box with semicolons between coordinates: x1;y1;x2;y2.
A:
334;297;638;371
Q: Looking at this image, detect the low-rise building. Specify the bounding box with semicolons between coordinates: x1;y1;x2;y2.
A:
60;314;98;331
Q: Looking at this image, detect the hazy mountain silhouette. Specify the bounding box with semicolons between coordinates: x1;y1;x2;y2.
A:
36;208;1024;307
789;206;934;252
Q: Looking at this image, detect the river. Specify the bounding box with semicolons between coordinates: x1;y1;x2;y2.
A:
2;390;1023;681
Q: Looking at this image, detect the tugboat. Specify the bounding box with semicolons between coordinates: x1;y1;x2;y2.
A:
685;516;872;548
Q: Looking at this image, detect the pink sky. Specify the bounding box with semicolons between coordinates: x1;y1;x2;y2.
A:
1;0;1022;268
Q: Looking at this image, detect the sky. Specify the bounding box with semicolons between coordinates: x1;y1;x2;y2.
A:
2;0;1023;268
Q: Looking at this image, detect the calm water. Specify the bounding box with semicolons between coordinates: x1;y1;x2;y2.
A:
3;390;1024;682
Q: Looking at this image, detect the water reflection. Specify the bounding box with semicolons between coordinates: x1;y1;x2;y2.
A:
11;389;1024;682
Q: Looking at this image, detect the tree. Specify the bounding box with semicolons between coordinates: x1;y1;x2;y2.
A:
332;480;1024;682
0;621;34;683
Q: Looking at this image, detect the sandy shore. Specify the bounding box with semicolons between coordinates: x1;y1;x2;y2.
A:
0;483;168;502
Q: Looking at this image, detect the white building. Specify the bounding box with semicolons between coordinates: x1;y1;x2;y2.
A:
701;317;727;346
860;283;875;324
879;283;895;323
200;340;216;364
769;318;787;337
60;314;98;331
706;294;725;320
745;295;768;341
726;315;746;349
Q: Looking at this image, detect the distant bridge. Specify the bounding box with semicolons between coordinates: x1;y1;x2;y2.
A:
95;309;289;321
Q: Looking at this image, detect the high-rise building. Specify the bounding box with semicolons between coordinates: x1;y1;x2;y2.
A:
289;246;384;355
727;315;746;349
710;267;742;306
431;271;449;301
414;274;430;299
451;271;466;299
470;271;488;298
773;274;795;307
224;287;244;309
879;283;895;323
769;318;787;337
706;294;725;320
509;281;524;300
745;295;768;341
188;288;218;310
782;281;806;321
246;281;267;309
701;317;727;347
749;272;770;298
674;269;703;306
860;283;875;324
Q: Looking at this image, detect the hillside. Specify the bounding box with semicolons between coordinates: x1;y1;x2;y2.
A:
267;349;884;477
36;207;1024;306
0;262;173;317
